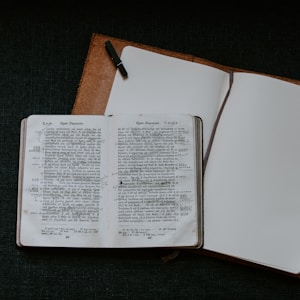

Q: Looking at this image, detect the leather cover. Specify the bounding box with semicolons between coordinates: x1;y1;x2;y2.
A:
72;33;300;277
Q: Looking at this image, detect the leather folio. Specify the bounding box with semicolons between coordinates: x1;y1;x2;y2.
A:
72;33;300;277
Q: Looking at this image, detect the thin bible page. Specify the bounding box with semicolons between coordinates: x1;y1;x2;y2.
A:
107;114;200;248
19;115;110;247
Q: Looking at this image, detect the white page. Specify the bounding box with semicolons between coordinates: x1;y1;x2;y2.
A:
105;46;229;154
20;115;110;247
204;73;300;274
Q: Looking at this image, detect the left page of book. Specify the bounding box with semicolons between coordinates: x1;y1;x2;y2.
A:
18;115;110;247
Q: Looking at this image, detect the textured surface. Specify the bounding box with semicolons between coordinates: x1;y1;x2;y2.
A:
2;3;300;299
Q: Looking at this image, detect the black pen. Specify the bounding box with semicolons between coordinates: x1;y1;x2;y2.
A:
105;40;128;78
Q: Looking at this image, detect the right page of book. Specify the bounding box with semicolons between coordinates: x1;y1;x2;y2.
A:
106;113;202;248
203;72;300;274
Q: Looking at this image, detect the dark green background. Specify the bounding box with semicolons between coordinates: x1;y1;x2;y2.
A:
2;3;300;299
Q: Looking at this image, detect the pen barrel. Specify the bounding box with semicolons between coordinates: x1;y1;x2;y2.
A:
118;63;128;78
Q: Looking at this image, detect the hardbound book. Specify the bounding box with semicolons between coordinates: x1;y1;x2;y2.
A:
16;113;203;249
71;33;300;276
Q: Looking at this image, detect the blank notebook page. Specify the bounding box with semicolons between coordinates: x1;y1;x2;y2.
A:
204;72;300;274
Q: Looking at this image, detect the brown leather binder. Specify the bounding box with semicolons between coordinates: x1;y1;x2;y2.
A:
72;33;300;278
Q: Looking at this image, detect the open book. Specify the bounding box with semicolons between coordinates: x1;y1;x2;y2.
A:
104;45;300;274
16;113;203;248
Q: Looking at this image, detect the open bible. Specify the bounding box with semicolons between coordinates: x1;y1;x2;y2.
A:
16;113;203;249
